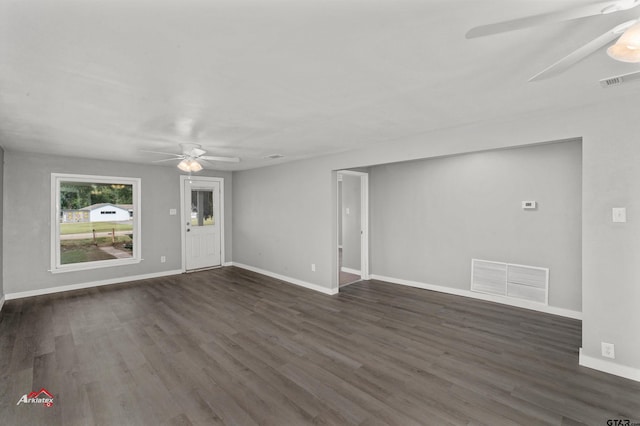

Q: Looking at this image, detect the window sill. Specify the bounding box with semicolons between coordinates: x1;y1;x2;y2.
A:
50;258;143;274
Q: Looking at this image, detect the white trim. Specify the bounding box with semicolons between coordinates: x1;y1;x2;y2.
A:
180;175;225;272
219;179;226;266
336;170;370;287
370;273;582;320
231;262;338;296
337;170;368;176
360;173;370;280
334;173;341;293
51;173;142;274
222;261;233;267
579;348;640;382
340;266;361;275
49;258;143;273
5;269;183;300
0;295;5;312
180;176;185;270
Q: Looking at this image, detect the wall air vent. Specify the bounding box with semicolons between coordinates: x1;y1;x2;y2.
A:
600;71;640;88
471;259;548;305
470;259;506;296
601;77;622;87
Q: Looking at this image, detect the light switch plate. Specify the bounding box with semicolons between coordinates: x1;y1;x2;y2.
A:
169;208;177;216
612;207;626;223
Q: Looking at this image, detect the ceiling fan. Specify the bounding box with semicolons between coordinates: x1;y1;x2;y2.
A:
143;143;240;172
466;0;640;84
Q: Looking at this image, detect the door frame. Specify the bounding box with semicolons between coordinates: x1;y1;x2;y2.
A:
336;170;370;289
180;175;225;272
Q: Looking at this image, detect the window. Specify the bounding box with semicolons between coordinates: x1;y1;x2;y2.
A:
190;189;215;226
51;173;141;273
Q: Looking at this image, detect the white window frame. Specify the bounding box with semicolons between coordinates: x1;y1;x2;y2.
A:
50;173;142;273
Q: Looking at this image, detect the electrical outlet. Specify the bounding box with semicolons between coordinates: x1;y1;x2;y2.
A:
601;342;615;359
311;263;316;272
612;207;626;223
160;256;166;263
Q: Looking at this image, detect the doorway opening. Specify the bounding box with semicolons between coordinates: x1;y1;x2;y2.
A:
337;170;369;288
180;176;225;272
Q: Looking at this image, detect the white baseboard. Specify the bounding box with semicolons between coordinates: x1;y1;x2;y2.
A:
230;262;338;296
5;269;183;300
222;261;233;267
579;348;640;382
370;274;582;320
0;295;5;313
340;266;361;275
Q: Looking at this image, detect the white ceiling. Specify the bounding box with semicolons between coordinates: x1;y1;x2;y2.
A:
2;0;640;171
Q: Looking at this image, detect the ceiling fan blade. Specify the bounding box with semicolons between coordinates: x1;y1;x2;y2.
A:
151;158;181;163
199;155;241;163
179;143;205;157
600;69;640;86
140;150;183;158
466;0;640;38
529;19;638;81
191;147;206;157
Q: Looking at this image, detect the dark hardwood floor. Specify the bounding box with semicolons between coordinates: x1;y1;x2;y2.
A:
1;267;639;425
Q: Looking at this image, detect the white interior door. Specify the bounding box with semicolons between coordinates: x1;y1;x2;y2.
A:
183;178;221;270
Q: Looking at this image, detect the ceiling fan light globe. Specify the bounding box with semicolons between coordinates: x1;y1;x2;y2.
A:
607;44;640;62
177;159;203;172
177;159;192;172
608;23;640;62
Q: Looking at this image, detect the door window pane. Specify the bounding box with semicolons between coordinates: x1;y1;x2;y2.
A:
191;190;214;226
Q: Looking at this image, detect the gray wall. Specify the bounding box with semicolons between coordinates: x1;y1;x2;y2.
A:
370;141;582;312
233;158;333;282
231;95;640;373
2;151;232;294
341;173;361;271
